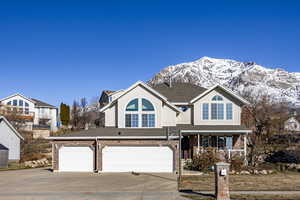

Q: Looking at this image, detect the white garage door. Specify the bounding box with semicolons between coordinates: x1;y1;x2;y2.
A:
59;146;94;172
102;146;173;172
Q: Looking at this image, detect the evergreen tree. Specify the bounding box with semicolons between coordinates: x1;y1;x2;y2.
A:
60;103;70;126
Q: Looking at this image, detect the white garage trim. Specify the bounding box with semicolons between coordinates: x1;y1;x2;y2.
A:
102;146;174;173
58;146;94;172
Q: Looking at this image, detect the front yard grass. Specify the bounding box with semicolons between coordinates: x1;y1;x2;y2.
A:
179;171;300;191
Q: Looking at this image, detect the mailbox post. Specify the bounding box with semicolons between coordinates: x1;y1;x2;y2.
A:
215;162;230;200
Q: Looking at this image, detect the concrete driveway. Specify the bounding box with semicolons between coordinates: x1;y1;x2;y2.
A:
0;168;185;200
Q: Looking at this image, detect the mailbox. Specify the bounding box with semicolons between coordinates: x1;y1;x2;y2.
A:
220;168;227;176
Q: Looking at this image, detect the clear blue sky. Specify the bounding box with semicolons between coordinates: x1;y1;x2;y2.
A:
1;0;300;106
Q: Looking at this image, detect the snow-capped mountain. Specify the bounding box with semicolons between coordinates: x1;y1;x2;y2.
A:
149;56;300;105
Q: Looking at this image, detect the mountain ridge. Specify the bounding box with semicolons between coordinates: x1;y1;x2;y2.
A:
149;56;300;106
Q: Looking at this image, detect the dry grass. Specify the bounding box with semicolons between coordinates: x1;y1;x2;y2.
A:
179;172;300;191
0;162;30;171
181;194;300;200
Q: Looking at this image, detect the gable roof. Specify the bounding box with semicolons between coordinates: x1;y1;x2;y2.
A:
103;90;115;95
100;81;181;113
190;84;250;105
0;93;35;104
31;98;56;108
0;116;24;140
152;82;207;103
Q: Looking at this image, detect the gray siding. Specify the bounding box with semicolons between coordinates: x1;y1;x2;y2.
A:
0;122;21;160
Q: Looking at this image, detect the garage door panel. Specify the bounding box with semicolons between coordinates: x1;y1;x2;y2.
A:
59;146;94;172
102;146;173;172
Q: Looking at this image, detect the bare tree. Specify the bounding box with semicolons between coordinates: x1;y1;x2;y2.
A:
71;100;80;129
240;89;289;166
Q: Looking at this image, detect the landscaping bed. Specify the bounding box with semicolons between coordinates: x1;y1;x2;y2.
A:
179;171;300;191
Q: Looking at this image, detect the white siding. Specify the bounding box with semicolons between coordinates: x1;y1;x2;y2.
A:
176;106;192;124
102;85;178;128
193;90;241;125
117;85;163;128
105;104;116;127
162;104;177;126
0;121;20;160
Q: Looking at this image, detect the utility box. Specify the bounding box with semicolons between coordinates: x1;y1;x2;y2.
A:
0;144;9;168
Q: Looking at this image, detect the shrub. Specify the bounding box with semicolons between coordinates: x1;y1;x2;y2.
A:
189;147;220;172
230;156;245;171
265;150;300;164
20;138;51;162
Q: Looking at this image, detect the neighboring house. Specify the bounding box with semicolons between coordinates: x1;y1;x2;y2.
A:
284;117;300;132
0;94;58;133
48;81;251;173
0;116;24;161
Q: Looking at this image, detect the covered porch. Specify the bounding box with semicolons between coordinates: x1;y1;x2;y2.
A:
177;125;252;165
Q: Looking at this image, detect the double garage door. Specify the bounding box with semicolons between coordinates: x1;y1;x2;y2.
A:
58;146;173;173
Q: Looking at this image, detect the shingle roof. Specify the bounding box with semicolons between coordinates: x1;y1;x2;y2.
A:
53;127;169;138
170;124;251;135
103;90;115;95
0;144;8;150
49;125;251;139
31;98;56;108
152;82;207;102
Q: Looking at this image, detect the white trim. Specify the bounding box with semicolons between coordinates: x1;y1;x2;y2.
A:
0;93;36;104
100;81;181;113
190;84;250;105
171;102;190;105
0;116;24;140
47;136;179;140
180;130;252;133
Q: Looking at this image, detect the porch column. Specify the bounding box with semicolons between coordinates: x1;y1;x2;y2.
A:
197;134;200;154
244;134;247;165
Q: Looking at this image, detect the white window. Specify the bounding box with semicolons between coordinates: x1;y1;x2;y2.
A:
211;96;224;120
125;98;155;128
202;103;209;120
125;114;139;127
202;95;233;120
226;103;233;120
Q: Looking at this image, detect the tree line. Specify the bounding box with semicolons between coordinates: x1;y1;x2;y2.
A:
60;97;99;130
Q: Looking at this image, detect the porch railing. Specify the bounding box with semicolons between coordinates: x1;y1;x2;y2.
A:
196;148;245;159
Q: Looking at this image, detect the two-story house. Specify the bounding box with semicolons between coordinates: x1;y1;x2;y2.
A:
0;94;58;132
48;81;251;173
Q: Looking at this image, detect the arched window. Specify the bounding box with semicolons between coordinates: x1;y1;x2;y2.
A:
126;98;138;111
142;98;154;111
7;101;11;105
202;94;233;120
212;95;223;101
125;98;155;128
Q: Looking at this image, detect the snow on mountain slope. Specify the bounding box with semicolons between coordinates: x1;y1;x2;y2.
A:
149;56;300;105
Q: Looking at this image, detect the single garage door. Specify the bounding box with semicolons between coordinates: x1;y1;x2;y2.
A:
102;146;173;172
59;146;94;172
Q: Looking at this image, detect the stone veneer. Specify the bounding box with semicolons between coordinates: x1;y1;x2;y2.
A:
51;139;179;173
